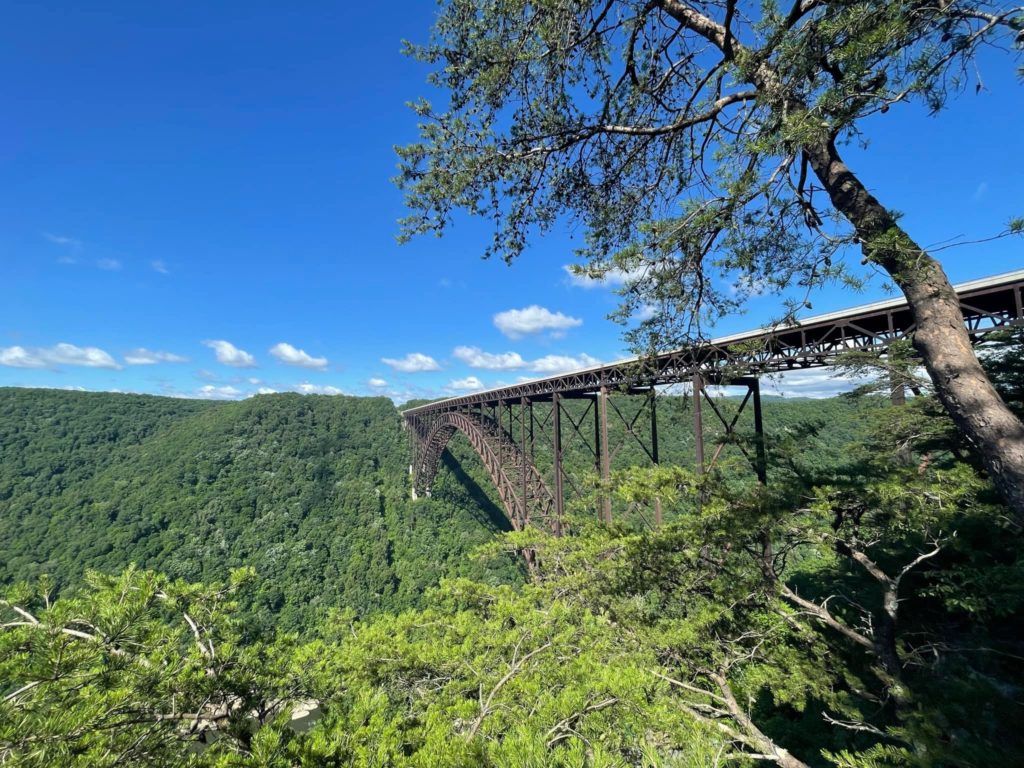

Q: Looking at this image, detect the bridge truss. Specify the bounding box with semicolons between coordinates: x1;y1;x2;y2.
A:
403;270;1024;532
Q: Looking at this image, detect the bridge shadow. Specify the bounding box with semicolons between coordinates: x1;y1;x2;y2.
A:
440;452;514;533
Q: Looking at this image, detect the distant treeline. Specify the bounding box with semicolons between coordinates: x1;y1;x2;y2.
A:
0;386;871;631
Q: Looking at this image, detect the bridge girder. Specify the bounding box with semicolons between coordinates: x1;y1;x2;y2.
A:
409;408;556;532
403;270;1024;532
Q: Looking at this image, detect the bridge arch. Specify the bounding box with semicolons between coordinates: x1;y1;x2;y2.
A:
409;410;555;532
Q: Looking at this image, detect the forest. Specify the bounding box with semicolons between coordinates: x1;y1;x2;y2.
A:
1;331;1022;766
4;0;1023;764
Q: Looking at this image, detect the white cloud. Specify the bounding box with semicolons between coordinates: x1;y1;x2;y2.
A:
0;343;121;370
973;181;988;201
529;353;601;373
381;352;441;372
493;305;583;339
293;382;344;395
44;233;81;248
729;274;770;297
124;348;189;365
563;264;645;289
45;233;82;264
452;345;526;370
203;340;256;368
151;259;169;274
270;342;328;371
256;387;278;395
0;346;47;368
196;384;243;400
764;368;872;399
368;377;388;388
448;376;484;391
96;258;121;271
635;304;657;321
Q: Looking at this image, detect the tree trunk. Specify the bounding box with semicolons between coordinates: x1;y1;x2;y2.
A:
804;139;1024;527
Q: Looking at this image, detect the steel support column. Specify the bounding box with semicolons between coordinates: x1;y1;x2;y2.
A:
598;384;612;524
520;397;529;529
693;373;705;475
750;378;767;485
650;387;662;526
552;392;564;533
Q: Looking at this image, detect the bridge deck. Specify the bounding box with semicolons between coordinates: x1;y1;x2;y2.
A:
403;269;1024;416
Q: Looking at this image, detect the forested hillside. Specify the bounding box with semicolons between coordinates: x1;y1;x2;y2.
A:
0;388;520;631
3;382;1022;767
0;387;870;631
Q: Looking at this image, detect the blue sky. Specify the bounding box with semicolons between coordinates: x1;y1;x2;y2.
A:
2;2;1022;402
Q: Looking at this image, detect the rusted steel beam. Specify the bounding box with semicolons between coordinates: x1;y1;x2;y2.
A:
553;392;564;533
598;384;612;524
750;378;767;486
402;270;1024;418
405;270;1023;533
693;374;705;476
650;387;662;527
520;397;528;529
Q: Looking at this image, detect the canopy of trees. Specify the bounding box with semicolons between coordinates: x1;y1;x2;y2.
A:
2;371;1022;765
0;389;520;632
395;0;1024;521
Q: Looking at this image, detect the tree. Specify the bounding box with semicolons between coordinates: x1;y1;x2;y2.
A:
0;567;310;766
396;0;1024;523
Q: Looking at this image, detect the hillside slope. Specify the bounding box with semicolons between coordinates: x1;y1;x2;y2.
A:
0;387;873;630
0;389;518;631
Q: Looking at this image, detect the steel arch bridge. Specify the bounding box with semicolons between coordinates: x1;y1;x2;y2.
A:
403;269;1024;532
408;409;556;532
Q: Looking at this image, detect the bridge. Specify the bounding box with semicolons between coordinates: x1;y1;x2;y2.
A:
403;269;1024;533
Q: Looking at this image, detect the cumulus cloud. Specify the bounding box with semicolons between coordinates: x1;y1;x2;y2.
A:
270;342;328;371
452;345;526;370
0;343;121;370
203;340;256;368
493;305;582;339
368;377;388;388
448;376;484;391
0;346;47;368
529;353;601;373
764;368;872;399
635;303;658;321
381;352;441;372
563;264;645;289
151;259;169;274
256;387;278;395
124;348;189;365
293;382;344;395
196;385;243;400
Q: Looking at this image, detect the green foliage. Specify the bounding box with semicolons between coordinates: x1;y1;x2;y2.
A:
0;389;519;631
0;567;309;766
3;362;1024;765
978;327;1024;415
395;1;1023;346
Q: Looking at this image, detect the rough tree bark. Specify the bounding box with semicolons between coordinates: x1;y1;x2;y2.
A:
655;0;1024;526
804;139;1024;526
